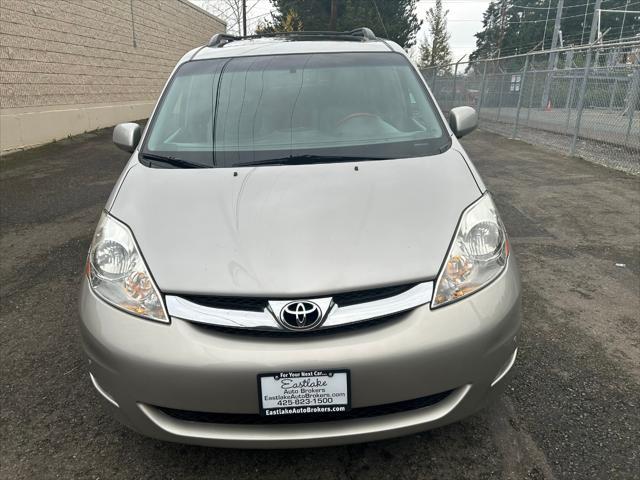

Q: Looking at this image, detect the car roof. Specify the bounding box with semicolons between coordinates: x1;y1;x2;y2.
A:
189;37;405;62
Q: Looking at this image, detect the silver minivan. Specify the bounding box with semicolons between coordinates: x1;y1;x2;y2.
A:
79;28;521;448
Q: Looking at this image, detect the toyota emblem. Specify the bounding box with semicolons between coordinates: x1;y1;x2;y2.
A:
279;301;323;330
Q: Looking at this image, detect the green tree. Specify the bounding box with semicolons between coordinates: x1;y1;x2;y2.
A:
418;0;452;72
256;9;303;33
259;0;422;49
417;35;431;68
469;1;505;62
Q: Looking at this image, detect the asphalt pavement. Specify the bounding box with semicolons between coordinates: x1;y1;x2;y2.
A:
1;128;638;479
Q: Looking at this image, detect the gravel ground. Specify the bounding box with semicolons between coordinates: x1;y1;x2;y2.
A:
1;128;638;479
479;120;640;176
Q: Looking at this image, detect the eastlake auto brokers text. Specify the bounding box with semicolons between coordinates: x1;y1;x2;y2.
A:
262;371;348;415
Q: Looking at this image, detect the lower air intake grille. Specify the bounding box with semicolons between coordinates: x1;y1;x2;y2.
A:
155;389;453;425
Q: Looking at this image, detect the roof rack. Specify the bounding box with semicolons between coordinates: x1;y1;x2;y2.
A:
207;33;238;48
207;28;377;48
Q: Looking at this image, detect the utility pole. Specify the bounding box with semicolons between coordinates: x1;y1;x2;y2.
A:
588;0;602;43
571;5;600;154
620;0;630;41
588;0;602;67
242;0;247;36
580;0;590;44
329;0;337;30
541;0;563;108
549;0;564;54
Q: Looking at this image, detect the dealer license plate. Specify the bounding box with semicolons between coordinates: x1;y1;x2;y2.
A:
258;370;350;417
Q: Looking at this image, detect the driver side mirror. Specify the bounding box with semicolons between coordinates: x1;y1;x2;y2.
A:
113;123;141;153
448;106;478;139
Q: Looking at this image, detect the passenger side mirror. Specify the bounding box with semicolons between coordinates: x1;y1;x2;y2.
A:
448;107;478;139
113;123;141;153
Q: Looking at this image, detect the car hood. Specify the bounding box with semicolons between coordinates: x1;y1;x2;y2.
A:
109;150;481;296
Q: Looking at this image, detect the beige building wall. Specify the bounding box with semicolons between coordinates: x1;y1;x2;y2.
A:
0;0;225;154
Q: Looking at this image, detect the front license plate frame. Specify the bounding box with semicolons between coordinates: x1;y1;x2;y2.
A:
257;369;351;417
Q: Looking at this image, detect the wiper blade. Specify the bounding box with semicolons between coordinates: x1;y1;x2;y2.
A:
140;153;205;169
235;155;390;167
439;142;451;153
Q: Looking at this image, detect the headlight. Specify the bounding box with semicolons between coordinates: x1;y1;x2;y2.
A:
432;193;509;308
86;212;168;322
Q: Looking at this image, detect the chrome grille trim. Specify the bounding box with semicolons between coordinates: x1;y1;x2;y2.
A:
165;281;433;332
323;282;433;327
166;298;280;330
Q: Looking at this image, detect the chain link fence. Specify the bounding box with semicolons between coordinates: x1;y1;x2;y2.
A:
421;41;640;175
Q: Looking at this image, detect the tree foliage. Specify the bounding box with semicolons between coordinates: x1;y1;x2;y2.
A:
418;0;452;72
470;0;640;63
256;9;303;33
257;0;422;49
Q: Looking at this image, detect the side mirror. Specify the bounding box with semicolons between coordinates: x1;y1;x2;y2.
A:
449;106;478;139
113;123;141;153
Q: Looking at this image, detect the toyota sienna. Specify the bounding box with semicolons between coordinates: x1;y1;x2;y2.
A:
79;28;522;448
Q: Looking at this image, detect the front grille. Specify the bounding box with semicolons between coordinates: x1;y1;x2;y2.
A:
179;294;266;312
332;284;415;307
155;389;453;425
179;283;418;312
192;312;401;337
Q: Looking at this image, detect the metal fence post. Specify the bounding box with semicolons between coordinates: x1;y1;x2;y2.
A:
571;48;594;155
624;68;640;146
452;63;459;110
527;70;536;125
608;79;618;111
478;60;488;117
564;76;576;133
624;105;636;146
513;55;530;138
451;55;466;110
564;50;576;133
497;71;505;121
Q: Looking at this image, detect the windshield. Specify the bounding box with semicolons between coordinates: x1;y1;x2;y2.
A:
142;52;449;168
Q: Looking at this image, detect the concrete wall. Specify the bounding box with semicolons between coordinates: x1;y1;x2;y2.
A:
0;0;225;154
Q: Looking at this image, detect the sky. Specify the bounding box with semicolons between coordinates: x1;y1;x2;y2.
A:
192;0;492;61
415;0;491;61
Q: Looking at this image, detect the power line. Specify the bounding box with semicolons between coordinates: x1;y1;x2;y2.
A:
601;0;640;8
581;0;591;43
371;0;389;38
511;1;602;10
620;0;631;40
501;2;639;26
451;0;640;58
497;23;639;56
246;11;271;22
500;11;592;24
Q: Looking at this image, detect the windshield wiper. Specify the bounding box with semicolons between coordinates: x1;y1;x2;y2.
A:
235;154;390;167
140;152;206;169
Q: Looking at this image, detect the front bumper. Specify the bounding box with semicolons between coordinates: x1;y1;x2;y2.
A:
79;257;521;448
